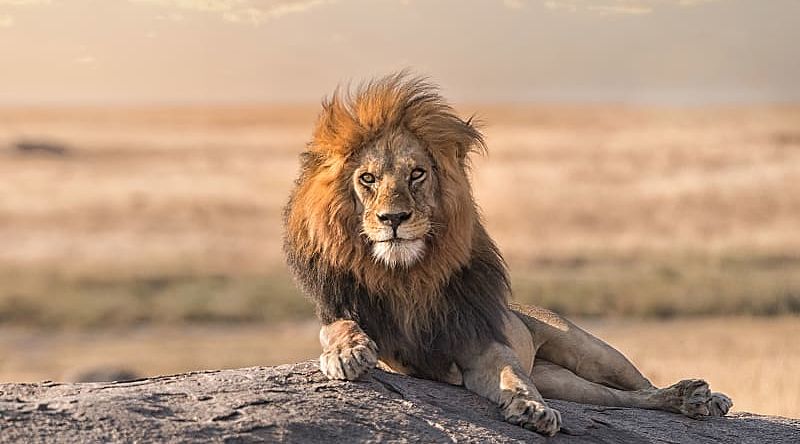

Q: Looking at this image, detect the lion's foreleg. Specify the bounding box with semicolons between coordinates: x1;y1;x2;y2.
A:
457;341;562;436
318;320;378;380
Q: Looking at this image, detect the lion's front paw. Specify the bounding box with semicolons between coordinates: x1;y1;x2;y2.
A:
319;336;378;381
502;394;562;437
708;392;733;417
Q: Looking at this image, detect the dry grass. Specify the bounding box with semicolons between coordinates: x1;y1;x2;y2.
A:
0;322;320;384
0;317;797;418
1;105;799;323
470;105;800;258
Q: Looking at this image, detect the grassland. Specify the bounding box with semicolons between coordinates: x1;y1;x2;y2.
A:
1;105;799;325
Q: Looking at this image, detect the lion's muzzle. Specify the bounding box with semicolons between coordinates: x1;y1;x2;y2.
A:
377;210;412;237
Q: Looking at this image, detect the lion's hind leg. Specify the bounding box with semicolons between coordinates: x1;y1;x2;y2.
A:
512;303;732;417
511;303;653;391
532;360;721;418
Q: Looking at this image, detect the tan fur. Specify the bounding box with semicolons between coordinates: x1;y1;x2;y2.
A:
286;73;732;436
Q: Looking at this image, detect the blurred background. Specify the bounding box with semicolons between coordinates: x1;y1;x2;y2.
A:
1;0;798;417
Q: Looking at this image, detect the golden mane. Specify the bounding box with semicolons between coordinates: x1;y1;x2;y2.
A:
287;73;487;291
309;73;486;161
284;73;509;377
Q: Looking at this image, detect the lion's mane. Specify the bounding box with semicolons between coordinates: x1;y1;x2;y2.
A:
283;73;510;379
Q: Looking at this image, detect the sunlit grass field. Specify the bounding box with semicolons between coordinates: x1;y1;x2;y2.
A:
0;105;798;417
2;255;799;327
1;105;799;324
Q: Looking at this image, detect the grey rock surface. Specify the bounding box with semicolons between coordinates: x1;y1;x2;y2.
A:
1;360;798;443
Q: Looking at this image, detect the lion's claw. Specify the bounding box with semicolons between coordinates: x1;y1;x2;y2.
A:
503;394;562;436
319;337;378;381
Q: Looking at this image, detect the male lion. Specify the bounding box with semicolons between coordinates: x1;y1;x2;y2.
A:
283;73;732;436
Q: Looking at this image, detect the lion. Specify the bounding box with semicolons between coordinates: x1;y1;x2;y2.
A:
283;73;732;436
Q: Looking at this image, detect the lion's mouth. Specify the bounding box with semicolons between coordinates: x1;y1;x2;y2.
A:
375;237;420;244
370;237;426;268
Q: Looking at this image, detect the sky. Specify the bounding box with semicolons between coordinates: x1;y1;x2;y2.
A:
0;0;798;105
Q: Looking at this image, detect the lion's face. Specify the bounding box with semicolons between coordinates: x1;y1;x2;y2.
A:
352;130;437;268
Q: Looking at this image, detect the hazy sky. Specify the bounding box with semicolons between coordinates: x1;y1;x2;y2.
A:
1;0;798;105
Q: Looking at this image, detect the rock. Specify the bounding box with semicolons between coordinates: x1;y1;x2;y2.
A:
0;360;797;443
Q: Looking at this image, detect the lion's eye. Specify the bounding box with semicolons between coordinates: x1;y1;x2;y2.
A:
359;172;376;185
410;168;426;181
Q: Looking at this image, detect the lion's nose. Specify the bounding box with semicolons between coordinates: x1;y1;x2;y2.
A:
377;211;412;230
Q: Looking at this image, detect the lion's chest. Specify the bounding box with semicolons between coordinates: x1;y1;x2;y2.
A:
358;306;469;381
378;355;464;385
